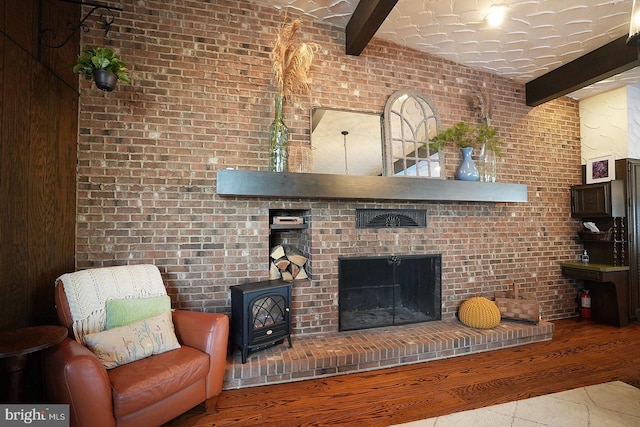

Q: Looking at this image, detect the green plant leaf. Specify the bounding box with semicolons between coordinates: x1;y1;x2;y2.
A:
430;121;503;156
73;47;131;84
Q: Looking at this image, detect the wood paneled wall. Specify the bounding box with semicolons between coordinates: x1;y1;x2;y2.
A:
0;0;79;330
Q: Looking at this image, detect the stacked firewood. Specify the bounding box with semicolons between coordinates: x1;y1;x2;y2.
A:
269;244;308;281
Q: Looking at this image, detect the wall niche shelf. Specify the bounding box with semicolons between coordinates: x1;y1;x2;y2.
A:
270;223;308;230
216;169;528;203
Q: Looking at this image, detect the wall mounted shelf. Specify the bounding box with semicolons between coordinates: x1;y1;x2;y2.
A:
216;169;528;203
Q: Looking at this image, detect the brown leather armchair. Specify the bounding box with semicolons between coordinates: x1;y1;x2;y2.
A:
43;265;229;427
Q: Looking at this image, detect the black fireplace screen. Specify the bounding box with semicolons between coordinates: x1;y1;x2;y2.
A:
338;254;441;331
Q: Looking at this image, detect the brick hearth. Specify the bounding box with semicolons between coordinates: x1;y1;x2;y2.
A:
223;319;555;389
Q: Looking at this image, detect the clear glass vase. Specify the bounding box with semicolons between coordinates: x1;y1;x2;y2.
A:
269;95;289;172
484;148;496;182
477;144;487;182
484;150;498;182
478;143;496;182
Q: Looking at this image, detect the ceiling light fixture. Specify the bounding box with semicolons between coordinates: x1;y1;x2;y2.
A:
342;131;349;175
484;5;508;28
628;0;640;45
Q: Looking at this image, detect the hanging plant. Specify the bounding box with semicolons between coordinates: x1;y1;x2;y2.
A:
73;47;131;91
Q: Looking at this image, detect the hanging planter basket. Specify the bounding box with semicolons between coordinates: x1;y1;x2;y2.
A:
92;69;118;92
73;47;131;92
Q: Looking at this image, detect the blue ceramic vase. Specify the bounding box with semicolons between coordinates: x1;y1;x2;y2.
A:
455;147;479;181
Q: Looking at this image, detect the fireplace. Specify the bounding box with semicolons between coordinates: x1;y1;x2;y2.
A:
338;254;441;331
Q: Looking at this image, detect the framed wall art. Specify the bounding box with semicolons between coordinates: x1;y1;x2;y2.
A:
586;155;615;184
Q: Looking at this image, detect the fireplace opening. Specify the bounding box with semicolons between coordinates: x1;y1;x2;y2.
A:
338;254;441;331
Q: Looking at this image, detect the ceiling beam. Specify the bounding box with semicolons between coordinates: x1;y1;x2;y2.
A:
526;35;640;107
345;0;397;56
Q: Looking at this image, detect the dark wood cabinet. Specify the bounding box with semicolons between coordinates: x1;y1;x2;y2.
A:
571;180;624;218
560;263;629;326
571;180;626;267
566;159;640;324
615;159;640;320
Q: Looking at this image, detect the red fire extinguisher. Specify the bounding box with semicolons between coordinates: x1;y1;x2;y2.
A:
580;289;591;319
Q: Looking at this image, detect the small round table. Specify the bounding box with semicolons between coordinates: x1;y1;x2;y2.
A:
0;325;68;402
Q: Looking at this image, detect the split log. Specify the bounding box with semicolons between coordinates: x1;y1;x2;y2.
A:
269;262;281;280
283;245;308;267
294;267;308;280
273;257;290;271
288;254;308;267
290;264;300;278
281;270;293;281
270;244;309;281
270;245;285;260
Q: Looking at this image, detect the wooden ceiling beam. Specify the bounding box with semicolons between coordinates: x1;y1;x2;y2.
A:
526;35;640;107
345;0;397;56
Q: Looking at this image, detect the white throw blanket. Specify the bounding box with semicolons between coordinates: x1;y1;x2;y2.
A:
57;264;167;344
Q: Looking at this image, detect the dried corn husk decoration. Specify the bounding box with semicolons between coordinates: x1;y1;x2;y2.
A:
468;90;493;124
270;18;321;98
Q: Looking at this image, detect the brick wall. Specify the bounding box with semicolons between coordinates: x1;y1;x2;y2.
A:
76;0;582;335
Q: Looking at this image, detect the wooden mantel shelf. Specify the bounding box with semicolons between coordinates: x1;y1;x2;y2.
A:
216;169;528;203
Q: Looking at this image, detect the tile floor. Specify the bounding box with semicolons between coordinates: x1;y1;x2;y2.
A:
392;381;640;426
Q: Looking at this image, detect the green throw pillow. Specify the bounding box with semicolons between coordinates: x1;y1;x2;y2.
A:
106;295;171;329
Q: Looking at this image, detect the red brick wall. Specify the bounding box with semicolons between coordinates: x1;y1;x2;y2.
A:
76;0;582;334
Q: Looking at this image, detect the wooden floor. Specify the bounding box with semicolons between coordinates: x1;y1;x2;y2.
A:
166;318;640;427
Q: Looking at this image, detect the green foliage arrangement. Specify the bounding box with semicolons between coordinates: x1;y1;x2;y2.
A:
431;121;503;156
476;122;503;157
73;47;131;83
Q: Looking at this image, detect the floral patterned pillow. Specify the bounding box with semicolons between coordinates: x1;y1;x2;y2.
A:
84;311;180;369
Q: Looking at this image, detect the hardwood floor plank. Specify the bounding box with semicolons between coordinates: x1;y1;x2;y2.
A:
165;319;640;426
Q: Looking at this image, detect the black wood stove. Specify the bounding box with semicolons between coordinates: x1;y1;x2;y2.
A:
230;279;292;363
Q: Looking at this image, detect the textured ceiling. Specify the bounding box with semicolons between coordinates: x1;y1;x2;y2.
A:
253;0;640;100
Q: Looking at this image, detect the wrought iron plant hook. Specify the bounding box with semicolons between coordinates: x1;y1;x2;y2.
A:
39;0;123;49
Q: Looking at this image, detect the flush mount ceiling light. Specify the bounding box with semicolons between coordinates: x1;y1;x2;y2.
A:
628;0;640;45
484;5;509;28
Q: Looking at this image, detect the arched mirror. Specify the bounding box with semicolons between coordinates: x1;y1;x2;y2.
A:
383;90;441;178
